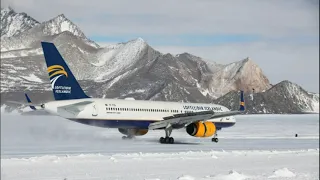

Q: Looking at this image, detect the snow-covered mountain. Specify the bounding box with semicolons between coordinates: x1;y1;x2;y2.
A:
1;12;99;51
0;7;39;38
1;8;318;114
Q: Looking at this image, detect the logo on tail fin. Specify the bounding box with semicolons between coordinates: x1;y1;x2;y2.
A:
48;65;68;89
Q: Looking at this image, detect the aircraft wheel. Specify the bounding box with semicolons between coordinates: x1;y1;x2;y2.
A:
212;138;219;143
169;137;174;144
159;137;165;143
165;137;170;143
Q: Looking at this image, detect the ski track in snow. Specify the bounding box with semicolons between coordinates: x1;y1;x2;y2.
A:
1;114;319;180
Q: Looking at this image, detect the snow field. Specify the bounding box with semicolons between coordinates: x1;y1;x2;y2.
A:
1;114;319;179
1;149;318;180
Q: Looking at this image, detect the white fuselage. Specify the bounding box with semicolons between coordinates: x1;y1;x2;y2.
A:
43;98;236;129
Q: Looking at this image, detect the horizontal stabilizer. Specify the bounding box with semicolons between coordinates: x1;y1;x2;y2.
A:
21;109;53;116
7;100;43;107
24;93;37;110
57;101;94;116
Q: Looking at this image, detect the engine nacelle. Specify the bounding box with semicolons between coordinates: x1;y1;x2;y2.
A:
118;128;148;136
186;121;216;137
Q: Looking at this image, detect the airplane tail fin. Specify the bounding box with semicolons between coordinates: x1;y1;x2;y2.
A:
41;42;90;101
239;90;245;111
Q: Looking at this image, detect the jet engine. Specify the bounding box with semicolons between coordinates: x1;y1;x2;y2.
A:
186;121;216;137
118;128;148;136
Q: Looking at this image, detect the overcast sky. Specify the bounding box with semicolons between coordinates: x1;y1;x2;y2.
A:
2;0;319;92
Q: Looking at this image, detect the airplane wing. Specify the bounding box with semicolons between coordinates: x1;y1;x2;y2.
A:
148;110;242;130
57;101;94;116
149;110;214;130
149;90;246;130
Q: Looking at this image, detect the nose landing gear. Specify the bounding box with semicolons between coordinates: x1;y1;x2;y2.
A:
211;132;219;143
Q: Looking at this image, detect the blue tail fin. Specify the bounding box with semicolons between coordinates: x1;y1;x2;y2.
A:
239;90;245;111
41;42;90;100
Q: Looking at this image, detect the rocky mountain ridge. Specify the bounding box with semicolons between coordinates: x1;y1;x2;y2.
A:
215;80;319;114
1;7;39;38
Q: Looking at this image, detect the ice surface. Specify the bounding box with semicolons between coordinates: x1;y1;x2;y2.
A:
268;168;296;178
1;114;319;179
206;170;249;180
1;149;318;180
177;175;195;180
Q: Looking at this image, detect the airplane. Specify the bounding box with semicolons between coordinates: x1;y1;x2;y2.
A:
9;42;246;144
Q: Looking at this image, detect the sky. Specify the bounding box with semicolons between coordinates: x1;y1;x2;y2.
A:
2;0;319;93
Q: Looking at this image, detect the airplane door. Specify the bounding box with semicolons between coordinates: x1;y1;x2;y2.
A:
92;103;98;116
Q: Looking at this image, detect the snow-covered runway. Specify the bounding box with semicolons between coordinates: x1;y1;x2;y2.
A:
1;114;319;180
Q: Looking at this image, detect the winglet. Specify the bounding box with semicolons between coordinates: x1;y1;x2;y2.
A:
25;93;37;110
239;90;245;111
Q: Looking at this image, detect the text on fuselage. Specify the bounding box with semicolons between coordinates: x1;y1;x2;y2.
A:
183;105;222;111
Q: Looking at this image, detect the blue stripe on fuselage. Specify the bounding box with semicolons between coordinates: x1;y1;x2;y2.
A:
67;118;235;129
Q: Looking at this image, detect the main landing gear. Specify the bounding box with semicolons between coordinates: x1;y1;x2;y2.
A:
211;133;219;143
159;124;174;144
159;137;174;144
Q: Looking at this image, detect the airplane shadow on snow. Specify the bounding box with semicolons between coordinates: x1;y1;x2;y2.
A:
143;139;202;145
